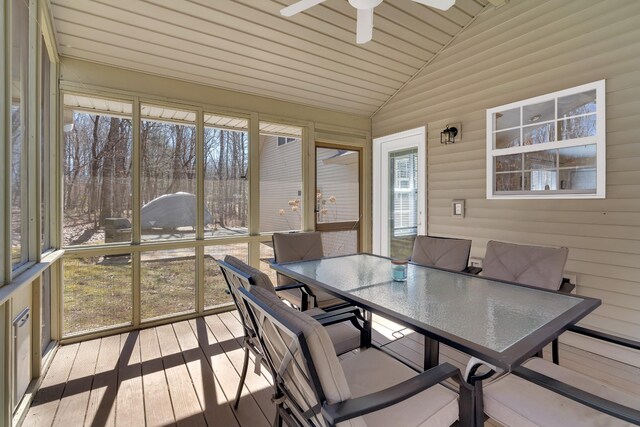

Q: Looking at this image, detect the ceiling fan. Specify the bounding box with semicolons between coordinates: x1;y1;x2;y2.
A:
280;0;456;44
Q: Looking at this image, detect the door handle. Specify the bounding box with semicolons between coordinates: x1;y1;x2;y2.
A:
18;313;29;327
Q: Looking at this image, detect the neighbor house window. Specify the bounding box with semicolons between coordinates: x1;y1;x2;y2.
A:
486;80;605;199
277;136;298;146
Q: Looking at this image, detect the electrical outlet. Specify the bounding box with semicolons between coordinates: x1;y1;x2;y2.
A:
469;257;483;268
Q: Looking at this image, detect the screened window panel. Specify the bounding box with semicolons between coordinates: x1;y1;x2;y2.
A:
141;249;196;321
141;105;197;242
259;122;303;233
63;96;133;247
204;114;249;238
63;255;133;336
204;244;247;309
11;0;30;268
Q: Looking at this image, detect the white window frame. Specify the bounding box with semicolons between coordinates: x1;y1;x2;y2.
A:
486;80;606;199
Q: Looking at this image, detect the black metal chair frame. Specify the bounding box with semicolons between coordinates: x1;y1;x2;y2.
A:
237;285;477;427
218;259;370;411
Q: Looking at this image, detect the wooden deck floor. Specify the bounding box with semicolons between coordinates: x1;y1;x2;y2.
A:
24;311;640;427
25;312;274;427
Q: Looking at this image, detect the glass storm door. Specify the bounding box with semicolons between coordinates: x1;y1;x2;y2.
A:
388;149;419;258
315;146;361;256
373;128;426;258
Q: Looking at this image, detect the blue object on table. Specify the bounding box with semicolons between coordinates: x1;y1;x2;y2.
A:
391;259;408;281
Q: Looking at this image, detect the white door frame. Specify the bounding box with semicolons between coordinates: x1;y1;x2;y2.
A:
372;127;426;255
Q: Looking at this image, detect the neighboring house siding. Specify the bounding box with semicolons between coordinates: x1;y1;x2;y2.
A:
372;0;640;341
259;135;303;232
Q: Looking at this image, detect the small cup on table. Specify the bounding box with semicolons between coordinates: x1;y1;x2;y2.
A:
391;259;408;282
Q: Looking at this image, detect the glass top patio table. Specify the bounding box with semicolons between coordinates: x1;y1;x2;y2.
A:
272;253;600;370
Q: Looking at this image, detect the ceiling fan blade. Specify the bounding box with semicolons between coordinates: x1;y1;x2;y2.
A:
280;0;327;17
412;0;456;11
356;8;374;44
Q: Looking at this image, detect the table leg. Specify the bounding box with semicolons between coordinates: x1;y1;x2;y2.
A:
473;380;486;427
423;337;439;370
363;310;372;348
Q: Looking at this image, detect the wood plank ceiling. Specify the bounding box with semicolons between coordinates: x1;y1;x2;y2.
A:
50;0;489;117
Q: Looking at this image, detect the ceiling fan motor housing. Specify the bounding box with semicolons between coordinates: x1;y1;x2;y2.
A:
348;0;383;9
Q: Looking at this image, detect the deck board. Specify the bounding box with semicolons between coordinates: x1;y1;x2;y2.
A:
202;315;272;427
85;334;120;427
115;332;145;427
173;320;240;427
26;311;639;427
23;343;79;427
155;324;207;427
52;339;100;426
139;328;175;427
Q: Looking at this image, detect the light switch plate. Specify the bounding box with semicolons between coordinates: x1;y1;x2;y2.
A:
452;199;465;218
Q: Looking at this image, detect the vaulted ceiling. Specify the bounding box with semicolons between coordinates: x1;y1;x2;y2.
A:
50;0;491;117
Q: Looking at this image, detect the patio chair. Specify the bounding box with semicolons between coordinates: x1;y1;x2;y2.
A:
410;235;473;272
466;326;640;426
218;256;366;409
272;232;347;310
481;240;569;291
238;284;474;427
481;240;570;363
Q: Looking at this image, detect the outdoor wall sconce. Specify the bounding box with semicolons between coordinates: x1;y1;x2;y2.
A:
440;125;458;144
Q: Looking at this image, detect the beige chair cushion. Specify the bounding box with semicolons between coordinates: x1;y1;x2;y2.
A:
339;349;459;427
306;308;361;355
482;241;569;291
273;232;324;287
249;286;352;405
253;289;359;356
273;232;345;308
411;236;472;272
484;357;640;427
273;232;325;263
223;255;275;293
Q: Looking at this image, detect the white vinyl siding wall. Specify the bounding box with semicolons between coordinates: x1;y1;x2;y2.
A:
372;0;640;343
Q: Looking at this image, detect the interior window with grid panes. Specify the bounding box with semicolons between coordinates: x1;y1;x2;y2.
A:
486;80;605;199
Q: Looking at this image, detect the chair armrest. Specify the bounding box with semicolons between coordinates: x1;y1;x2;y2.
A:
316;312;358;327
274;283;307;292
274;282;315;311
567;325;640;351
321;363;459;425
513;366;640;425
463;266;482;275
311;306;360;321
321;302;354;312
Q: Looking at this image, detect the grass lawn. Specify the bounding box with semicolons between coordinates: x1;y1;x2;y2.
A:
64;254;233;335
